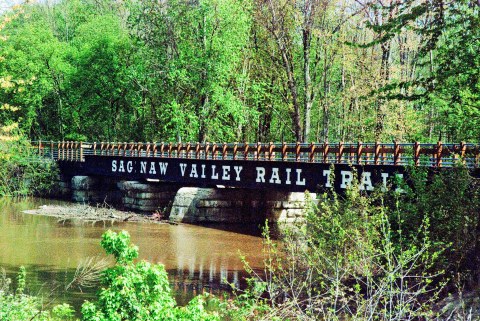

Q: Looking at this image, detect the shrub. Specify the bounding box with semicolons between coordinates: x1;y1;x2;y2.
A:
0;267;76;321
81;230;219;321
224;167;480;320
227;186;448;320
390;166;480;284
0;125;57;196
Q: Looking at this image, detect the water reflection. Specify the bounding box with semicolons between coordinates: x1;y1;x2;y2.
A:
0;198;266;310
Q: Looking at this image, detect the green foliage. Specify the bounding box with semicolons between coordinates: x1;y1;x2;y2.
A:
227;185;460;319
427;2;480;140
69;14;137;140
51;304;76;320
127;0;253;142
361;0;480;141
100;230;139;264
0;9;74;138
81;230;219;321
15;266;25;295
1;0;478;142
0;267;76;321
391;166;480;279
0;127;58;196
219;169;480;319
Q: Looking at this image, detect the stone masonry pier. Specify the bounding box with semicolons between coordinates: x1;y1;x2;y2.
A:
53;175;314;223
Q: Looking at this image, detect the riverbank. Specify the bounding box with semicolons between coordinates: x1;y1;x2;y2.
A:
22;203;167;223
1;197;265;317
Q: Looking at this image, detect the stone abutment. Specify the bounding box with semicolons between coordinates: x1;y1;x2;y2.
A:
53;175;315;223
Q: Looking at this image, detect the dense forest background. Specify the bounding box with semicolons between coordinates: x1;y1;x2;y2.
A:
0;0;478;143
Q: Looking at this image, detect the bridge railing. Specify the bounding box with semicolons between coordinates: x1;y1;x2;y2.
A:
30;141;480;168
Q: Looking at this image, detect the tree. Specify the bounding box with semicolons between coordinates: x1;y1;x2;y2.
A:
0;6;74;139
127;0;252;142
254;0;303;141
427;1;480;140
69;14;136;141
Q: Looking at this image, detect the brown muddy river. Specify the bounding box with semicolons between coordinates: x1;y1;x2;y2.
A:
0;198;266;312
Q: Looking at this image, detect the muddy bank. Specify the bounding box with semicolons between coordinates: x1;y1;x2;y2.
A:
23;204;167;223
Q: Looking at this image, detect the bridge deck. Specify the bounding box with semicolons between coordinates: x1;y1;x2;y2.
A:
32;141;480;168
30;141;480;192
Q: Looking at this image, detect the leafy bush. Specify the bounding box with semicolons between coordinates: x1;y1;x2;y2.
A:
0;267;76;321
0;125;57;196
390;166;480;283
81;230;219;321
222;168;480;320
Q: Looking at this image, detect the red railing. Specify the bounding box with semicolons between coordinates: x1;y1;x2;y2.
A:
31;141;480;168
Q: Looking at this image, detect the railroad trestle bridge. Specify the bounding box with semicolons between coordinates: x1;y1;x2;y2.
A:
32;141;480;223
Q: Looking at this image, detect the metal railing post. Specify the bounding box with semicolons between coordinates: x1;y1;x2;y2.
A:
414;142;420;166
436;141;443;167
357;141;362;165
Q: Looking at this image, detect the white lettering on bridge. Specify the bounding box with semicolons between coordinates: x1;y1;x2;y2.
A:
110;159;405;191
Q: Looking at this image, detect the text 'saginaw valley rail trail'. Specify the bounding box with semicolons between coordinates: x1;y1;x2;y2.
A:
106;157;405;193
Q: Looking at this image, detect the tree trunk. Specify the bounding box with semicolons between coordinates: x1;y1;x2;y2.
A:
322;49;330;141
375;41;391;140
265;0;302;142
197;12;208;143
198;94;207;143
45;59;64;138
279;46;302;142
303;28;312;143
